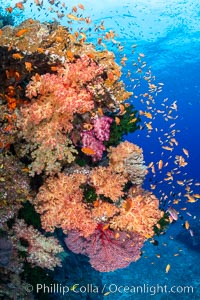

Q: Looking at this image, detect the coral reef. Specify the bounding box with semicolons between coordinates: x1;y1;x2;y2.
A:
0;16;167;294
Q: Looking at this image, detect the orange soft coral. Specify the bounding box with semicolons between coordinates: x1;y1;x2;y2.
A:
91;200;119;222
108;140;147;185
110;187;162;238
90;166;127;202
34;173;97;237
18;55;104;175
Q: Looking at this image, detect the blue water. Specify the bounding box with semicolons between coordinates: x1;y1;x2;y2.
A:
0;1;200;299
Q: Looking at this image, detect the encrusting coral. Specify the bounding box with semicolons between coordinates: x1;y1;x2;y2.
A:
0;154;30;230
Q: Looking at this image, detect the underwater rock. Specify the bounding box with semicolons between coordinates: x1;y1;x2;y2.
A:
0;237;12;266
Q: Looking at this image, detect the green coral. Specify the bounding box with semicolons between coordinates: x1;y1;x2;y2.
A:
18;201;42;230
105;104;141;147
154;212;170;235
83;184;97;203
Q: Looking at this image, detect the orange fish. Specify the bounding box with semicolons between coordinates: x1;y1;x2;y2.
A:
50;66;59;71
85;17;91;24
144;112;153;119
25;62;33;72
66;50;74;60
97;108;104;116
29;19;35;24
193;194;200;198
93;200;100;207
37;47;44;53
118;104;125;115
185;221;190;230
146;122;153;130
5;7;13;13
81;147;96;155
16;28;28;37
67;14;80;21
115;232;120;239
83;123;93;130
182;148;189;157
185;194;197;203
122;198;132;212
12;53;24;60
165;264;170;273
158;160;163;170
72;6;77;12
162;146;173;151
0;29;2;36
78;3;85;10
15;2;24;10
34;0;42;6
115;117;120;125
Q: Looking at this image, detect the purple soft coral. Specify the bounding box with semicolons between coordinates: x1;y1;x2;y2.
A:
93;116;113;141
81;131;106;161
81;116;113;161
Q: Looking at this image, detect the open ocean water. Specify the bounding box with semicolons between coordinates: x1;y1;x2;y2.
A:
0;1;200;299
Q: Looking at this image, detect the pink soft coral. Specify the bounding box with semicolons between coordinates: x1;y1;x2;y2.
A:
81;131;106;161
81;116;113;161
93;116;113;141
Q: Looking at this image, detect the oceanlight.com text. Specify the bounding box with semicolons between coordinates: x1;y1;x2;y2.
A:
106;283;194;295
24;283;194;296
